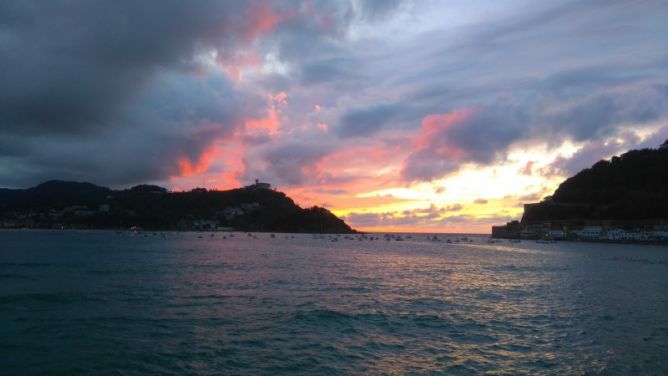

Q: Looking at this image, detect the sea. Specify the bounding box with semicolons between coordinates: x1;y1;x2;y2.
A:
1;230;667;375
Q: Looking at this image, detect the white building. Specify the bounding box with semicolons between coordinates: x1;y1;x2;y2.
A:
548;229;565;239
653;230;668;240
222;207;244;220
575;226;602;239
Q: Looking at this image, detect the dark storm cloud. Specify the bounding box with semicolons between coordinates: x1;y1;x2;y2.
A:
0;0;244;135
0;67;259;187
244;138;335;186
0;0;414;188
0;0;265;187
297;57;363;85
337;103;404;138
0;0;381;188
537;66;644;96
1;0;667;190
553;88;666;142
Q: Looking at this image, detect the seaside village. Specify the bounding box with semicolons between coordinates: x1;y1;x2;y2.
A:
0;180;272;231
3;178;667;243
174;180;270;231
492;219;668;242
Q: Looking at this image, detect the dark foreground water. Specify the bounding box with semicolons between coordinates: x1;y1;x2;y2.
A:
1;230;667;375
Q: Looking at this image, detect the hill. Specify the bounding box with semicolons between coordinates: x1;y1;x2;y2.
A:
522;140;668;223
0;181;355;233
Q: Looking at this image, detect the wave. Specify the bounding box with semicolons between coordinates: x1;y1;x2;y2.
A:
0;273;32;280
0;292;104;306
0;262;54;268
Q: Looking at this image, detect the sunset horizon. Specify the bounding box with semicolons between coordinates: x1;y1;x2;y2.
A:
2;1;667;233
2;1;668;374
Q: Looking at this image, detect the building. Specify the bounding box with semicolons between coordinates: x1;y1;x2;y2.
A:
548;228;566;240
521;223;550;239
493;219;668;243
574;225;602;240
491;220;522;239
222;207;244;220
246;179;271;190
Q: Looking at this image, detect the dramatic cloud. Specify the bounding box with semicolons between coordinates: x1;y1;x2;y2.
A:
247;139;334;186
343;207;514;233
343;203;465;228
1;0;667;231
337;103;406;138
0;0;386;186
401;99;534;181
401;85;668;182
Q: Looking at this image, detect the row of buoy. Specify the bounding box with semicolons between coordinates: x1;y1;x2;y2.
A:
117;230;486;244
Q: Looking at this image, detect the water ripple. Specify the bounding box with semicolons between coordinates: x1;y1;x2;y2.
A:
0;230;666;375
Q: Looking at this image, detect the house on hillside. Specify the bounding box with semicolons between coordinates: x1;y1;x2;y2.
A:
247;179;271;190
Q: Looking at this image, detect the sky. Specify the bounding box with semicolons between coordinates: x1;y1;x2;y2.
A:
1;0;667;233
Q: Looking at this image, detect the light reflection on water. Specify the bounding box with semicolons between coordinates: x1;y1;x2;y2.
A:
1;230;667;375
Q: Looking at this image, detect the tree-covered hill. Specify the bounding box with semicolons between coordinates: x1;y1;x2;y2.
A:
522;141;668;223
0;181;355;233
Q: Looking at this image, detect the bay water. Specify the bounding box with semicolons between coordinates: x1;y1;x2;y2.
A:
1;230;667;375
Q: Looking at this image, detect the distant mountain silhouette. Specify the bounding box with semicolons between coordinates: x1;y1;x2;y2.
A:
0;181;355;233
522;141;668;223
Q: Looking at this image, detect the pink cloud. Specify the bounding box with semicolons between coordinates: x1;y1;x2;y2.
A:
413;108;476;156
243;2;284;43
237;1;302;44
245;92;288;136
401;107;478;181
316;122;329;132
217;53;260;81
177;148;217;177
518;161;535;176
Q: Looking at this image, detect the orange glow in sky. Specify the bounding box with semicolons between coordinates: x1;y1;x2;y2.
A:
154;2;668;234
3;2;667;234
